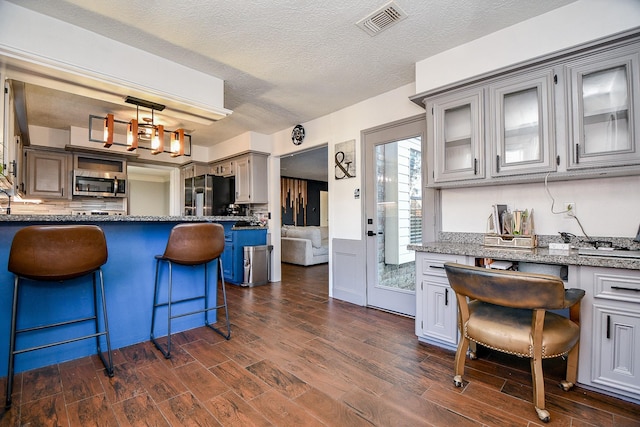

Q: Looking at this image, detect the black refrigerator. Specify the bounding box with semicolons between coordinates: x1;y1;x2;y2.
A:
184;174;234;216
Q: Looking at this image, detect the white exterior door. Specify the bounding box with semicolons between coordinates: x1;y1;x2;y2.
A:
363;115;429;316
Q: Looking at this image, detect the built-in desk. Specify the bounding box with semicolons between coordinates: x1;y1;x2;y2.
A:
409;242;640;270
410;240;640;404
0;215;255;376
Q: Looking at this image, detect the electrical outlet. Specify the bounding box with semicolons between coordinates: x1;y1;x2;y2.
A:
564;202;575;218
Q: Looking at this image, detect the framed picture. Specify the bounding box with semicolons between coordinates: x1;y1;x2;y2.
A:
335;139;355;179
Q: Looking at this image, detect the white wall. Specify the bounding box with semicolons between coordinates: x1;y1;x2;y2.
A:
415;0;640;94
441;176;640;238
129;179;169;216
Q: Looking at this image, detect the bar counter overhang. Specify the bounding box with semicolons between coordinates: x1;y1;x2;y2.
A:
0;215;253;376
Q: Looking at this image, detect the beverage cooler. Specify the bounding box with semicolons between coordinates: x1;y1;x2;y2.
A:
184;174;234;216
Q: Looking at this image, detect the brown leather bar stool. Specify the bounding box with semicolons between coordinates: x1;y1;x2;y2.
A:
5;225;114;409
150;222;230;359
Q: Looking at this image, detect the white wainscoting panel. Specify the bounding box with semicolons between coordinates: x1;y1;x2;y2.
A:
332;238;366;306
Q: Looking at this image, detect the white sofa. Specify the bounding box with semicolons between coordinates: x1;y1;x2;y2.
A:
281;225;329;266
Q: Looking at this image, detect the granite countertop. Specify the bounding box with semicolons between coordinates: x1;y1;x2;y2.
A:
0;214;257;223
409;241;640;270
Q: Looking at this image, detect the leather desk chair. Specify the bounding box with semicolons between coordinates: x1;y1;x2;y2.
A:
5;225;114;409
150;222;230;359
444;263;585;423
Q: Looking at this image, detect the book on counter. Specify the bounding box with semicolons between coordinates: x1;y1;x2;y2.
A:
489;204;534;236
491;204;508;235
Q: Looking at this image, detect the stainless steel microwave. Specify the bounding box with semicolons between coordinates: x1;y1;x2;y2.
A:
73;170;127;197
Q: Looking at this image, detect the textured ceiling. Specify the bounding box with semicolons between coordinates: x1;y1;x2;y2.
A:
5;0;577;149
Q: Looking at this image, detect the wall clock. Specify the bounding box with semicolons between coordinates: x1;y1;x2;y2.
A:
291;124;305;145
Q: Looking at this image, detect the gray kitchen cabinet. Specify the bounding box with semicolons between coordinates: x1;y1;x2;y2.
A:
234;153;268;204
577;266;640;402
565;42;640;169
427;87;484;184
415;252;469;350
429;68;557;182
181;162;209;179
489;69;557;177
211;159;235;177
24;148;71;199
414;30;640;188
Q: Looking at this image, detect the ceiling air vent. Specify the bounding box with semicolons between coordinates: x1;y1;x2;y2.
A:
356;1;408;36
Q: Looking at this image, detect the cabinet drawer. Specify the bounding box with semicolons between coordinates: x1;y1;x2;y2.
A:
419;253;466;278
592;270;640;304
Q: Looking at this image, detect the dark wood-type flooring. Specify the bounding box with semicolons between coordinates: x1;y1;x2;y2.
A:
1;263;639;426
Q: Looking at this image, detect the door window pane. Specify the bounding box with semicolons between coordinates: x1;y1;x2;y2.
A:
503;87;541;164
444;105;472;171
582;65;630;154
375;137;421;291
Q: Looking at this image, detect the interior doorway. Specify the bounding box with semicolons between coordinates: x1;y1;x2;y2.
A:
280;146;328;227
279;146;329;279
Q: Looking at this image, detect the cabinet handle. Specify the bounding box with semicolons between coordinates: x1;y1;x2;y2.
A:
611;286;640;292
496;155;500;173
575;143;580;164
445;288;449;306
428;265;444;270
473;158;478;175
606;315;611;339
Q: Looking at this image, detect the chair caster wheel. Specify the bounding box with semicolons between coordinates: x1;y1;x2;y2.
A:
453;375;463;387
559;380;574;391
535;407;550;423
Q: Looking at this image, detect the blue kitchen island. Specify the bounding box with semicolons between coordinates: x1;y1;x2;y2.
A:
0;215;263;377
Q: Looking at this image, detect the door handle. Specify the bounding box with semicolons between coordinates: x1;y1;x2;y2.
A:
367;231;382;237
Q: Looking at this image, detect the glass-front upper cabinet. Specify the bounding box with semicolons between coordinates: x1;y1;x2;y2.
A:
566;46;640;169
489;70;556;177
428;87;484;183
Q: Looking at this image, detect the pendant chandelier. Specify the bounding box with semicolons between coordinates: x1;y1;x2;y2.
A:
89;96;190;157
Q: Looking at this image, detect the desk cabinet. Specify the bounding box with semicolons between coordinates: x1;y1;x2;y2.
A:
428;88;484;183
489;69;556;177
577;266;640;402
221;225;267;285
565;44;640;169
417;31;640;188
415;252;469;350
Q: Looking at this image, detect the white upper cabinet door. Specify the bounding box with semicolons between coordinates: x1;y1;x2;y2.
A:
490;69;556;177
428;87;484;183
566;45;640;169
